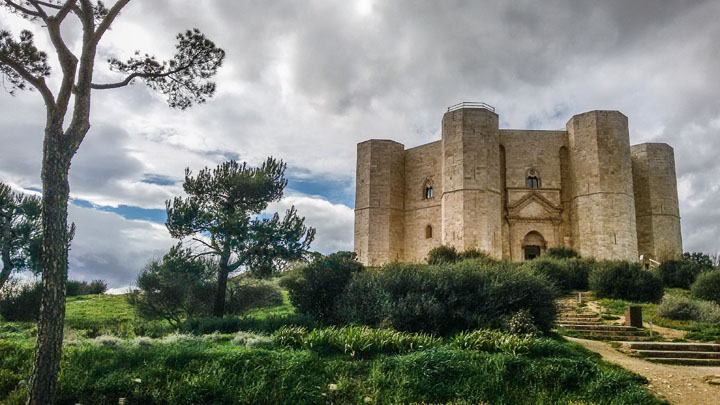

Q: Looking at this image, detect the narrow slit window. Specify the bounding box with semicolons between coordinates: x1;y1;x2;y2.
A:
527;176;539;189
425;225;433;239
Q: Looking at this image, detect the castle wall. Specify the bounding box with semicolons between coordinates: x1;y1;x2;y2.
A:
500;130;568;259
441;108;502;257
631;143;683;261
566;111;638;261
354;140;405;265
353;107;681;266
404;141;443;262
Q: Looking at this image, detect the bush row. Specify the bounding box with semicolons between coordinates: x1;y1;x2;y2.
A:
283;254;558;335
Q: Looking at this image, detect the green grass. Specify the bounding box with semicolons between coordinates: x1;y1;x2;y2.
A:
0;329;666;404
596;288;720;342
0;288;667;404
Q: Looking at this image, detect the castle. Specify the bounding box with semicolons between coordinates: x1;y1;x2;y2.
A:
354;103;683;266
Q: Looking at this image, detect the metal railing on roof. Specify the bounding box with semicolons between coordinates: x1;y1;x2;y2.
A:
447;102;495;113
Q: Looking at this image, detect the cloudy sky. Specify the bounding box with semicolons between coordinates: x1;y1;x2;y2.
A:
1;0;719;288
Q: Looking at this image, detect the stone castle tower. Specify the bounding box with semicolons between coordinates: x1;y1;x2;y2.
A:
354;103;682;265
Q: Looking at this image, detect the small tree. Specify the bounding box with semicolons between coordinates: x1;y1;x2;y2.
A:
0;183;42;291
1;2;224;401
132;245;216;326
166;159;315;317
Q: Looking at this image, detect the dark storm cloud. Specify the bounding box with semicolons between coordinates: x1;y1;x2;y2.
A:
2;0;720;287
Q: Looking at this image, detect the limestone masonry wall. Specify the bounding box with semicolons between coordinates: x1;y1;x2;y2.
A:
631;143;683;261
354;107;682;265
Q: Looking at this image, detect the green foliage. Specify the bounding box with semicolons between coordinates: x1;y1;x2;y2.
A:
181;313;316;335
427;245;458;264
0;280;41;321
683;251;715;271
589;261;664;303
657;258;706;289
273;325;441;356
427;246;491;265
523;258;592;292
656;295;720;323
281;251;362;323
66;280;107;297
450;329;533;355
132;245;216;326
165;158;315;315
691;270;720;304
333;270;391;326
0;183;42;290
225;277;283;314
107;29;226;110
546;246;581;259
336;259;557;335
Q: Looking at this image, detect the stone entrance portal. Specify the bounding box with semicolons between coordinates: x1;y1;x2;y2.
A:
524;245;541;260
522;231;546;260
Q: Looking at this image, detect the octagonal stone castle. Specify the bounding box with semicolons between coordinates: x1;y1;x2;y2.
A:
354;103;683;266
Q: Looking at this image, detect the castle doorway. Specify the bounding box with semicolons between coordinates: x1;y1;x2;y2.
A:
522;231;546;260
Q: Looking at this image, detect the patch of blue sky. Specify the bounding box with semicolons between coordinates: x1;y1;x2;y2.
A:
286;172;354;207
71;198;167;223
141;173;178;186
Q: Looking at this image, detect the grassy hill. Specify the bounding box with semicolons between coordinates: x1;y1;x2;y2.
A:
0;292;666;404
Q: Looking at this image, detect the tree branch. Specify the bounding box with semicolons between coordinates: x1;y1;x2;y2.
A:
92;0;130;46
90;56;199;89
3;0;43;17
0;52;55;108
191;237;218;252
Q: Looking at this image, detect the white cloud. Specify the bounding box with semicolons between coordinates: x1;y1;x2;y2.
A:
2;0;720;263
265;195;355;254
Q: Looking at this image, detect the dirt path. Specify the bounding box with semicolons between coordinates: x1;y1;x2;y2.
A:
567;337;720;404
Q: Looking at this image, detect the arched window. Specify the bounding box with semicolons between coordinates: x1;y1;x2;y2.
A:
425;186;434;199
425;225;433;239
527;176;539;189
526;169;540;189
423;179;434;199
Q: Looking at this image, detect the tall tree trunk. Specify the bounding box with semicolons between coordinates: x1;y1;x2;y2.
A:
213;261;229;317
27;129;71;405
0;213;12;291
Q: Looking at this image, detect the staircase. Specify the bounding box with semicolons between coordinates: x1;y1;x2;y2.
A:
622;341;720;365
555;294;651;341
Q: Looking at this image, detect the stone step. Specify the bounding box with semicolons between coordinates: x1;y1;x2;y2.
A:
572;330;649;338
576;334;652;342
559;324;641;332
621;342;720;353
558;314;600;319
555;321;605;326
644;358;720;365
635;350;720;360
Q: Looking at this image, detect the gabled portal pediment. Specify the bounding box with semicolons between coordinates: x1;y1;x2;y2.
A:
507;191;561;222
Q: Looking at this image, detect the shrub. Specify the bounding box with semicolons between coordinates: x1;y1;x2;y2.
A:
426;245;458;264
339;260;557;335
225;277;283;314
691;271;720;305
280;251;362;323
334;270;391;326
132;245;216;326
589;261;664;303
66;279;108;296
546;247;580;259
657;259;705;289
523;258;592;292
0;280;42;321
181;313;317;335
507;309;540;336
457;249;491;262
656;295;720;323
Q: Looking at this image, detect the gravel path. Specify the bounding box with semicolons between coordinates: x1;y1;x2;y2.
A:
567;337;720;404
